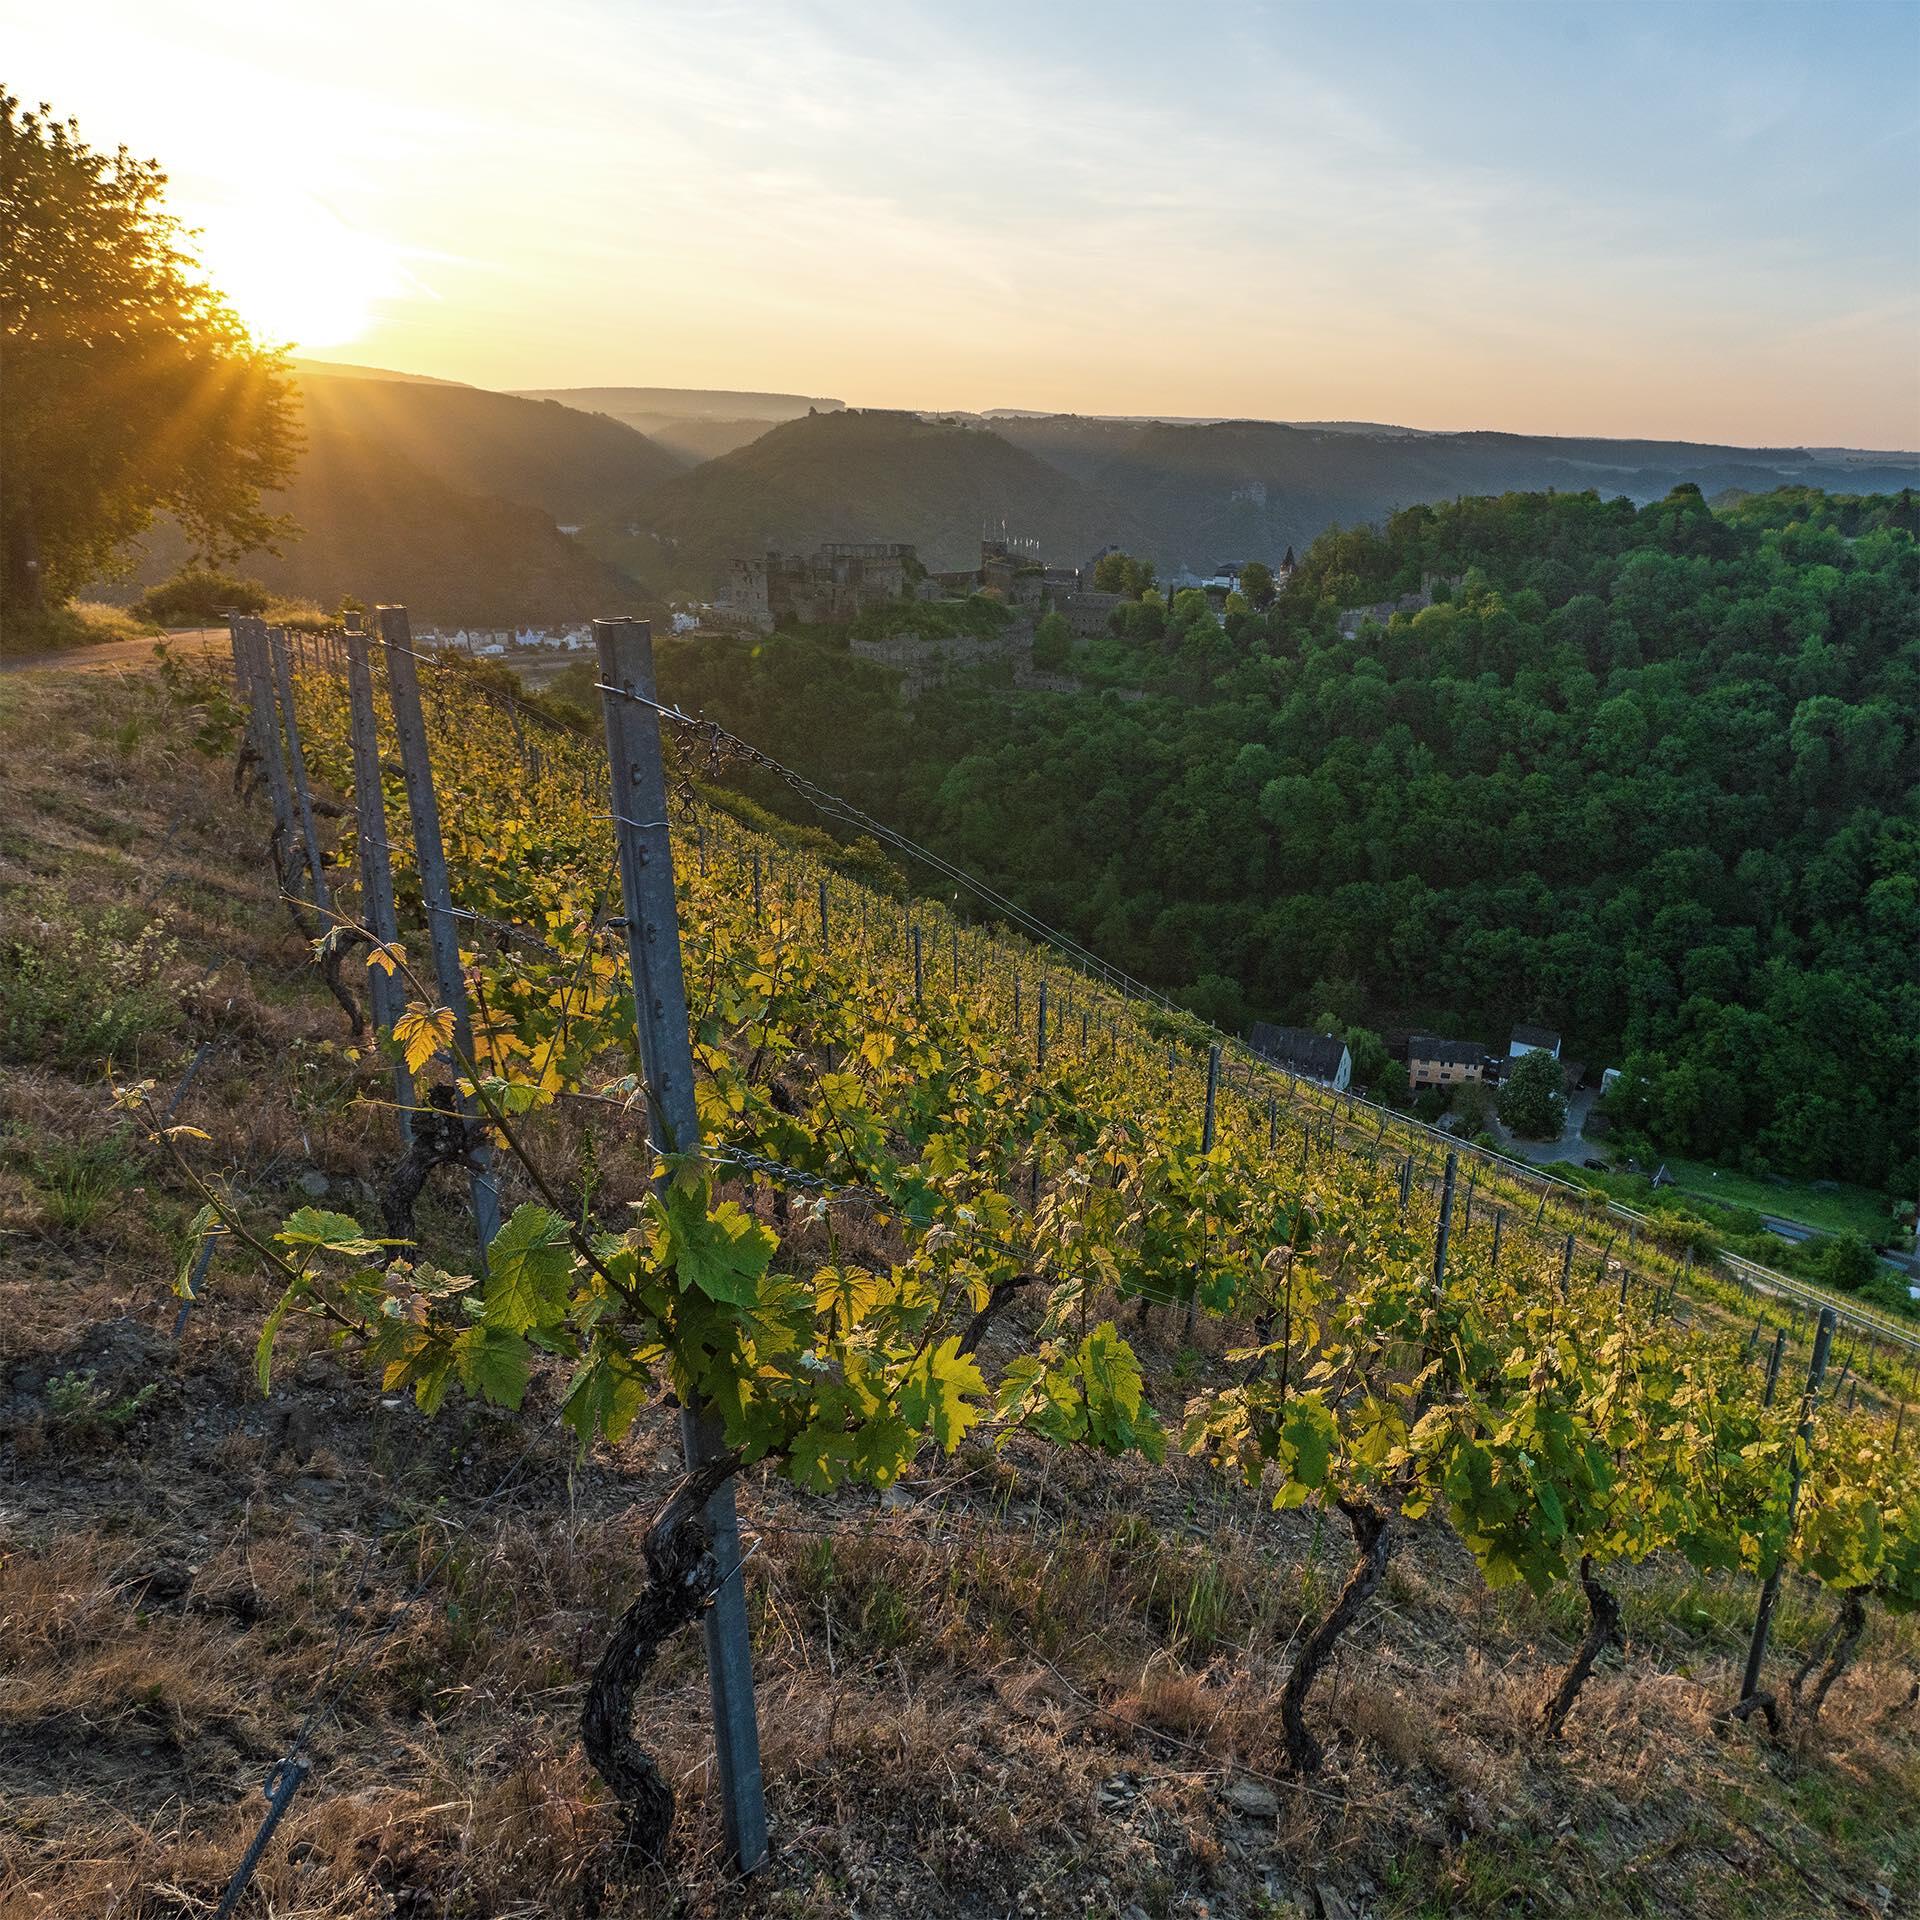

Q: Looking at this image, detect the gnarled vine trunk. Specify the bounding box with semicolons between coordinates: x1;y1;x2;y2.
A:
957;1273;1035;1357
1279;1497;1392;1774
1790;1589;1868;1724
378;1086;486;1239
1542;1554;1621;1738
581;1452;743;1862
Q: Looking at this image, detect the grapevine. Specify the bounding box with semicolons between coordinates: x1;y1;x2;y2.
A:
147;632;1920;1856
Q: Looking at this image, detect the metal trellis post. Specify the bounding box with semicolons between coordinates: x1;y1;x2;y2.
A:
1739;1309;1835;1711
267;627;331;911
596;616;769;1873
1434;1152;1457;1291
237;616;296;867
378;605;501;1256
343;623;415;1143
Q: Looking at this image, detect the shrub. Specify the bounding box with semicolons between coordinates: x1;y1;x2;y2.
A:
1813;1230;1881;1295
265;596;337;633
1451;1079;1497;1134
132;568;268;625
0;599;156;660
1858;1275;1918;1318
0;892;179;1067
1032;610;1072;671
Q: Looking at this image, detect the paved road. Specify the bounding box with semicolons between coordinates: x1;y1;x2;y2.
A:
1;627;226;674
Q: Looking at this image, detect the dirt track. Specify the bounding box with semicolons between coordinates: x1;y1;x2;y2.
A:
0;626;225;674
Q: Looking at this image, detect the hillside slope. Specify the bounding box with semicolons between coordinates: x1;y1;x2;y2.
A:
2;662;1915;1920
288;356;471;387
590;409;1146;588
121;423;650;624
100;371;667;623
296;370;687;524
652;485;1920;1198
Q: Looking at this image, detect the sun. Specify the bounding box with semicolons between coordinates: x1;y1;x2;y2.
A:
190;197;405;352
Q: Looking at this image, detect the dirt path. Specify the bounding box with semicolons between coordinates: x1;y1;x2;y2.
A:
0;626;225;674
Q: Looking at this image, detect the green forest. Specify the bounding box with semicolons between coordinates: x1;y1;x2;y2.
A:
635;485;1918;1198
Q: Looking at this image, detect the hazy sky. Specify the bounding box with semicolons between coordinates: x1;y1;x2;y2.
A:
11;0;1919;444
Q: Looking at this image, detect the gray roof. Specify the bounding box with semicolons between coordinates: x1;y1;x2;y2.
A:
1510;1023;1561;1050
1249;1023;1348;1081
1409;1034;1484;1069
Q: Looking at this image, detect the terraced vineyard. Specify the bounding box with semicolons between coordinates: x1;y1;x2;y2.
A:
132;618;1917;1892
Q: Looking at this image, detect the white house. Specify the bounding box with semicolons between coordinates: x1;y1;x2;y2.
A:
1509;1023;1562;1061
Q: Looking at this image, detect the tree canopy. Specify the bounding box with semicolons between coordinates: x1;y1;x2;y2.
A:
0;92;298;619
1499;1049;1567;1140
658;484;1918;1196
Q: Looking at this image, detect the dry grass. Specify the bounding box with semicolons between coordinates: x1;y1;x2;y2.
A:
1;667;1917;1920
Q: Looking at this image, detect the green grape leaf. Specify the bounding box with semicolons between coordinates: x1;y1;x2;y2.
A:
485;1204;574;1334
561;1346;648;1450
896;1336;987;1452
453;1324;532;1409
663;1187;777;1306
276;1207;393;1256
256;1286;296;1393
1278;1393;1337;1496
814;1264;882;1332
790;1425;857;1492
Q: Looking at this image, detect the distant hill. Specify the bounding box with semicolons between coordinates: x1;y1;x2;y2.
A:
515;385;844;422
289;357;471;387
588;409;1146;588
294;370;686;525
992;417;1920;572
103;370;659;624
634;416;787;464
515;386;847;468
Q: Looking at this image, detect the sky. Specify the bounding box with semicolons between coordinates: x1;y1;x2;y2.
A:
10;0;1919;445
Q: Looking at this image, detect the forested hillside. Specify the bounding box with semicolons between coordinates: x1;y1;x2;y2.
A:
651;486;1919;1192
585;402;1920;596
586;408;1150;589
119;410;652;624
993;416;1920;575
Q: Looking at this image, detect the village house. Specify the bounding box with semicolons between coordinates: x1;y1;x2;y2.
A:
420;624;594;654
1508;1023;1562;1061
1248;1022;1353;1092
1408;1035;1487;1090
